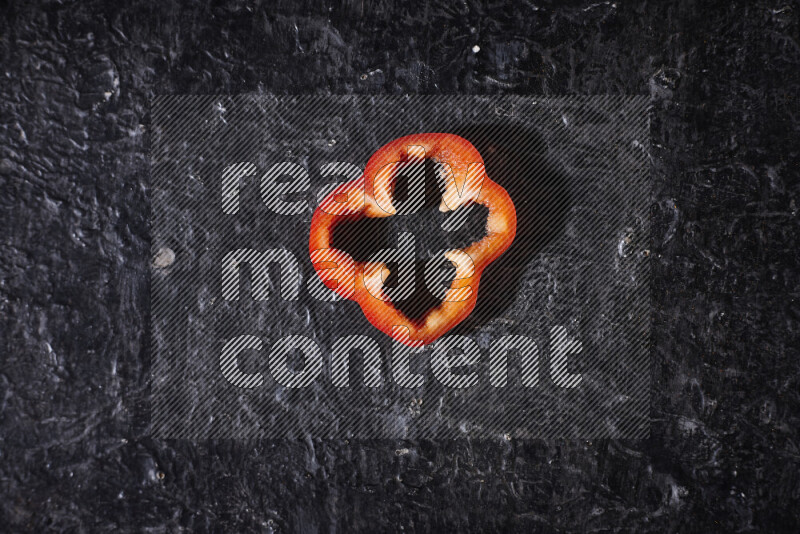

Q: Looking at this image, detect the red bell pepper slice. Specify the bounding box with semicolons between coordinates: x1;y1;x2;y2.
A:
309;133;517;347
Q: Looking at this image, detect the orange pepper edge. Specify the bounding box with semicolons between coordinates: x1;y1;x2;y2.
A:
308;133;517;347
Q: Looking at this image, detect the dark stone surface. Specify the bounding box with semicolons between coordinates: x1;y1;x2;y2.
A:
1;0;798;531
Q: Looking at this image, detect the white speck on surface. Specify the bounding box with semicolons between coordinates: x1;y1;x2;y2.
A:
153;247;175;269
618;235;632;257
472;44;480;53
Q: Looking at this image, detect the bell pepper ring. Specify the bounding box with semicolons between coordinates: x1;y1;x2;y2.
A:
309;133;517;347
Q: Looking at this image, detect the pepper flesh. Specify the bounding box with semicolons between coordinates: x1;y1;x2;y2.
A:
309;133;517;347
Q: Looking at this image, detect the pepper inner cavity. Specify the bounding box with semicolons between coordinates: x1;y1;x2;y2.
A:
331;159;489;320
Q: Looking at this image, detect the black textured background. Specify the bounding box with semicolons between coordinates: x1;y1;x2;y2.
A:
1;1;798;532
